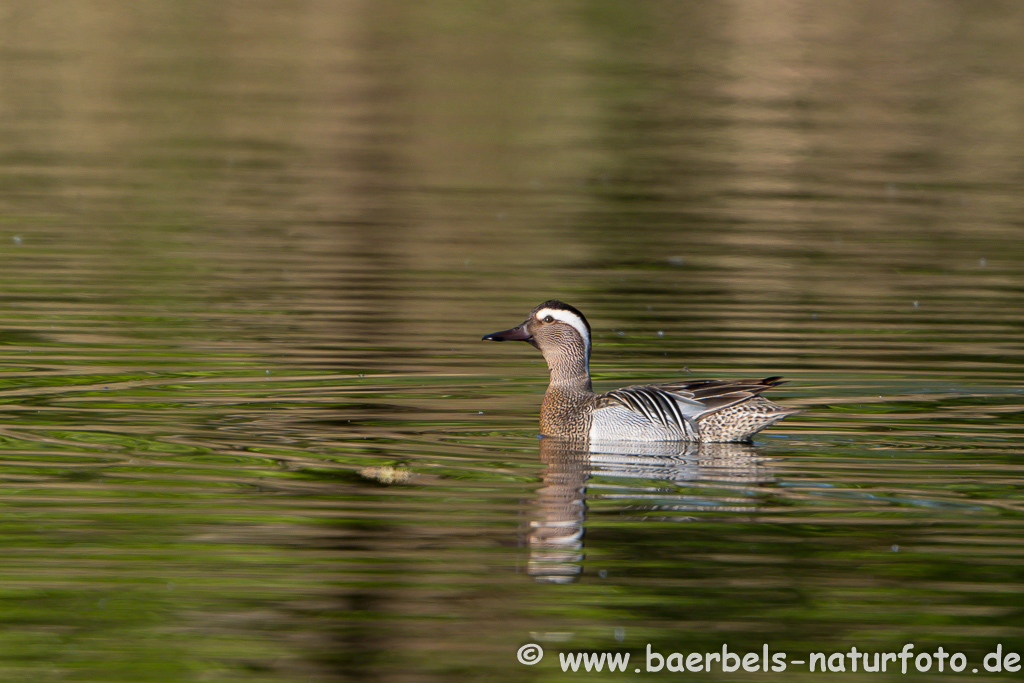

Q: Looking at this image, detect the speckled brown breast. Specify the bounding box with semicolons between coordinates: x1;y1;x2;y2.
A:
540;387;594;439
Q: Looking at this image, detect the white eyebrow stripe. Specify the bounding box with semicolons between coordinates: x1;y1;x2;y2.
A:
535;307;591;358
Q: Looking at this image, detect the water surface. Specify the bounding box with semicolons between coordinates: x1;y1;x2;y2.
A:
2;1;1024;680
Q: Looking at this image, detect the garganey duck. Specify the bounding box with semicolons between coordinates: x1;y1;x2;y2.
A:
482;300;798;443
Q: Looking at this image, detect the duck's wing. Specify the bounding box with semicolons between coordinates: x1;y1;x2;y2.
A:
654;376;789;416
592;384;702;441
598;377;788;421
597;384;703;424
594;377;793;443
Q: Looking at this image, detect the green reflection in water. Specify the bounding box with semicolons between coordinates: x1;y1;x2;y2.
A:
1;0;1024;680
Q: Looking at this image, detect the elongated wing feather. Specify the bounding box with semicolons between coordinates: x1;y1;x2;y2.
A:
599;377;788;420
598;385;698;428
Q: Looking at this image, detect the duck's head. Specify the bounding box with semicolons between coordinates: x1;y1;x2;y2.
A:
482;300;592;376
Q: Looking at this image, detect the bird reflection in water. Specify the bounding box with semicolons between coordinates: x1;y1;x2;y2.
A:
527;437;774;583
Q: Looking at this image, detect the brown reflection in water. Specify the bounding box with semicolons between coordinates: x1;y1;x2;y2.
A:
529;437;773;583
2;1;1022;278
529;438;589;584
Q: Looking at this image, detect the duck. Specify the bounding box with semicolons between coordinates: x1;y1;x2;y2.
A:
482;300;799;443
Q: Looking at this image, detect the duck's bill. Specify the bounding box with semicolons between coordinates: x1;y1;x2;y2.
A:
481;324;532;342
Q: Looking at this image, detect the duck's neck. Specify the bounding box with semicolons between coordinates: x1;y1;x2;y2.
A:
535;339;593;438
543;352;592;393
540;360;593;438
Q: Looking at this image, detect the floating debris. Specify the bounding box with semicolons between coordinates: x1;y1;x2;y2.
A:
359;466;412;485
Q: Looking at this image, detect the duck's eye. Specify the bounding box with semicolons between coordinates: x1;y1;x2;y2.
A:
543;315;555;323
